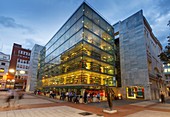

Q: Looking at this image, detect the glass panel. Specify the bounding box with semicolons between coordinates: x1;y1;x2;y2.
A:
84;4;93;19
83;29;114;54
44;18;83;63
84;18;93;31
45;5;83;52
93;12;100;25
84;17;114;45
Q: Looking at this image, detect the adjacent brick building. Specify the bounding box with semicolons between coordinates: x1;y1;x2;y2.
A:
8;43;31;90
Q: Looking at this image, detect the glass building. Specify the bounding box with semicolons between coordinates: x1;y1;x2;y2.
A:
38;2;116;94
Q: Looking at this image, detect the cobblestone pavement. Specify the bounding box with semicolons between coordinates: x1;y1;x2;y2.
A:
1;91;170;117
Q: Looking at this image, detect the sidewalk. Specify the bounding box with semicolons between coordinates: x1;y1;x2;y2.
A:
0;106;101;117
1;92;170;117
30;94;170;117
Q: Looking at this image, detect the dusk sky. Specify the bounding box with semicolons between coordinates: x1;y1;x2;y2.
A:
0;0;170;55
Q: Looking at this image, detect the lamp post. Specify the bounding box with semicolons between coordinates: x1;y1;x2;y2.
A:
9;69;15;73
20;70;26;90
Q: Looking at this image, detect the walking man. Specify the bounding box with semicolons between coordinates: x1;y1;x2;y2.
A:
160;91;165;103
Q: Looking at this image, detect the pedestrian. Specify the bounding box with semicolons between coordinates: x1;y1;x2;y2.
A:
49;90;53;98
160;91;165;103
84;91;88;104
97;93;100;102
69;92;73;102
65;91;69;101
13;89;20;107
51;91;56;99
5;89;14;108
34;90;37;95
74;95;80;104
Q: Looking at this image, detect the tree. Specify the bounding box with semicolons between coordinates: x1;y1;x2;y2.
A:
158;20;170;64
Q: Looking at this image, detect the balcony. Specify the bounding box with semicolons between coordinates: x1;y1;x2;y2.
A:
149;73;162;79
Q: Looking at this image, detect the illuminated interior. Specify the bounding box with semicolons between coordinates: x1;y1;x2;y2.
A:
42;70;115;87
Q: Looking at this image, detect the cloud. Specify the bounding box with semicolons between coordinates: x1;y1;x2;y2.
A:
0;16;34;34
157;0;170;15
144;0;170;48
23;38;38;50
151;12;170;47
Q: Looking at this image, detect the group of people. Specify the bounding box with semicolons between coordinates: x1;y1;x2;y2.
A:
58;91;101;104
37;90;101;104
5;89;24;108
60;91;80;103
84;91;101;104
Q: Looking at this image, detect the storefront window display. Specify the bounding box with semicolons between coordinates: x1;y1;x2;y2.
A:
126;86;144;99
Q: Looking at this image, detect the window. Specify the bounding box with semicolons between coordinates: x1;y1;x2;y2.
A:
3;56;7;59
164;69;167;72
1;62;5;65
18;50;20;54
0;68;4;73
168;68;170;72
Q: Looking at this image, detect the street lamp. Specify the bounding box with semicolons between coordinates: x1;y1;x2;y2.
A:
9;69;15;73
20;70;25;74
19;70;26;90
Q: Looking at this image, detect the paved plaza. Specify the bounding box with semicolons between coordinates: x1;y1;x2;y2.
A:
1;92;170;117
126;110;170;117
0;106;99;117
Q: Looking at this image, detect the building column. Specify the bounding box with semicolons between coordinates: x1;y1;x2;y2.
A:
101;77;104;85
144;84;152;100
64;77;66;84
87;75;90;84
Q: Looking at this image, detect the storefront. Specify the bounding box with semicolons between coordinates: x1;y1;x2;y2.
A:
126;86;144;99
43;84;104;95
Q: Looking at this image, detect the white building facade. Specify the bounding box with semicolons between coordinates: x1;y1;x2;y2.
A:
0;52;10;89
26;44;44;92
163;64;170;96
114;10;165;100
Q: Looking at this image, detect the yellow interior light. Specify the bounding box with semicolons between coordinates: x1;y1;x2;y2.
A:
0;69;4;73
118;94;121;96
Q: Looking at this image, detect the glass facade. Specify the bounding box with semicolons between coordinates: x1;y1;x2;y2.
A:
38;3;116;88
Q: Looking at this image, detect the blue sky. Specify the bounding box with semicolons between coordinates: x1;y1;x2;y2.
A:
0;0;170;54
